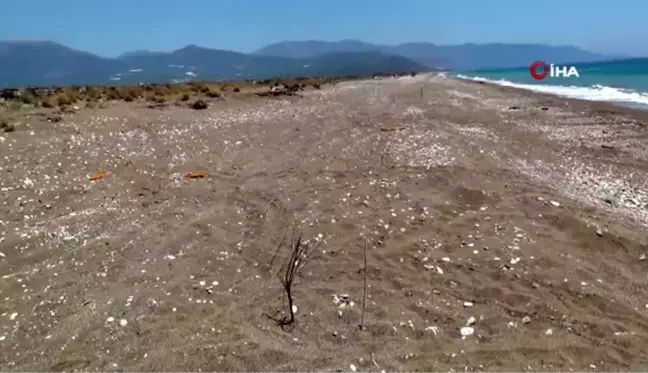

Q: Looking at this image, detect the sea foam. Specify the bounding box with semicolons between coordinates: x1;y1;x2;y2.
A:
456;74;648;109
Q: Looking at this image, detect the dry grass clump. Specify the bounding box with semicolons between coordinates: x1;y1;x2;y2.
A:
0;75;355;113
205;90;221;98
40;98;55;108
0;117;16;132
105;88;123;101
56;93;74;106
189;81;211;94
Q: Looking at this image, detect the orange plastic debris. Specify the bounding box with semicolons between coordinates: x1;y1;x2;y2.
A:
89;170;106;181
184;171;206;179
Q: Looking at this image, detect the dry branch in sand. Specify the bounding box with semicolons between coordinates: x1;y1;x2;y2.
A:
266;226;322;330
360;240;368;330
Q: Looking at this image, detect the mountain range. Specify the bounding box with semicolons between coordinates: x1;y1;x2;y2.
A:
254;40;622;69
0;39;620;88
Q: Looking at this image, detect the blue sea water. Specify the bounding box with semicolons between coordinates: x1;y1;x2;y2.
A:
454;58;648;109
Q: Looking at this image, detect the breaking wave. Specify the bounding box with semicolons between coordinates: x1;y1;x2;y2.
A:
456;74;648;109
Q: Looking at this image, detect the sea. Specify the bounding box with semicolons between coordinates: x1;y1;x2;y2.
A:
454;58;648;110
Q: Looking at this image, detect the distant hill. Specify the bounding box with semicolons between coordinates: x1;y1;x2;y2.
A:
255;40;619;69
0;41;428;88
116;50;167;58
0;41;117;87
254;39;381;59
0;39;624;88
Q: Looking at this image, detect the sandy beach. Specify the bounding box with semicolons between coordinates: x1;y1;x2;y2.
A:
1;73;647;371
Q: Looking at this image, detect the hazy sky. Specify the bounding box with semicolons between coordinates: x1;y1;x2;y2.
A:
1;0;644;57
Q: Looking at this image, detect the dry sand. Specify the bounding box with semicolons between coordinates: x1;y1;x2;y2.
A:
1;73;648;371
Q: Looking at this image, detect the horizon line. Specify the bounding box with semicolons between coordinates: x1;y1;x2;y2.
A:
0;38;620;59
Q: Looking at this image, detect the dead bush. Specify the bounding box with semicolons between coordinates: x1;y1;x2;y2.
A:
105;89;121;101
205;90;221;98
191;100;208;110
0;118;15;132
189;82;209;93
266;228;322;329
41;99;55;108
20;94;37;105
86;87;100;101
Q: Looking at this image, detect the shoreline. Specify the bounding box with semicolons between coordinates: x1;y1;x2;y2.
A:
453;74;648;121
439;72;648;229
453;73;648;112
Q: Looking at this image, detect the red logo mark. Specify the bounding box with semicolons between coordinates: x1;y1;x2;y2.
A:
529;61;550;80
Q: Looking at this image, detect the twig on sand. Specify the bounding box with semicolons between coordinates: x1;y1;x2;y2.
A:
371;353;380;369
265;226;321;330
360;240;368;330
268;231;288;271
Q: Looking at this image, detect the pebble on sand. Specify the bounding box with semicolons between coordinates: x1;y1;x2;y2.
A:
460;326;474;337
119;319;128;327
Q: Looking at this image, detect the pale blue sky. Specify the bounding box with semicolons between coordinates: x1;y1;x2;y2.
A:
1;0;644;57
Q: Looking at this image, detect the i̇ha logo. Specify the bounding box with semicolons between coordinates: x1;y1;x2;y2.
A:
529;61;580;80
